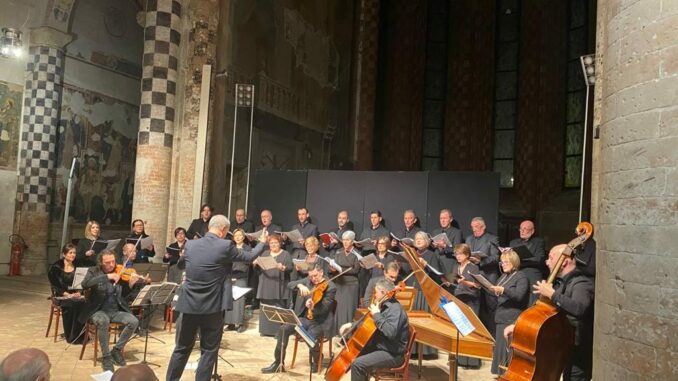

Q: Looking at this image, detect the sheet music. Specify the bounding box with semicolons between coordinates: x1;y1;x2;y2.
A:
359;253;379;269
104;239;121;251
293;259;311;271
353;238;373;247
469;273;494;291
319;232;339;246
255;255;279;271
90;370;113;381
321;256;342;272
350;249;363;260
275;229;303;242
70;267;89;290
426;263;444;276
233;286;252;301
441;300;475;336
430;233;452;247
245;230;264;241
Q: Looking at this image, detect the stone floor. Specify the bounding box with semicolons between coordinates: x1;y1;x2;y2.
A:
0;275;496;380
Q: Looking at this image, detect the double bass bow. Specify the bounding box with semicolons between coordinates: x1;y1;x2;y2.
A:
499;222;593;381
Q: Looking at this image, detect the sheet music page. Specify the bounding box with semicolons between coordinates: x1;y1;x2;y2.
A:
321;256;342;272
292;259;311;271
104;239;121;251
71;267;89;289
431;233;452;247
359;253;379;269
232;286;252;301
255;256;279;271
426;263;444;275
469;273;494;291
90;370;113;381
441;301;476;336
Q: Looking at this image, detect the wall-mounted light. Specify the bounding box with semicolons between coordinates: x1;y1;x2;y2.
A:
1;28;23;58
580;54;595;86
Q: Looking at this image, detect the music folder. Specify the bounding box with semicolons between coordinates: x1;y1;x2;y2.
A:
469;273;494;291
319;232;339;246
126;236;154;250
255;255;279;271
358;253;379;269
430;233;452;248
510;245;534;261
293;259;311;271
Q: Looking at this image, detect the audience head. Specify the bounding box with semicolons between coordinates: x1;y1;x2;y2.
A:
337;210;349;228
131;219;146;235
110;363;158;381
235;208;246;223
84;220;101;240
369;210;383;228
519;220;535;240
98;249;118;273
297;207;309;224
439;209;453;228
500;250;521;273
208;215;230;238
470;217;486;238
200;204;213;221
0;348;51;381
403;210;417;229
61;243;77;262
260;209;273;227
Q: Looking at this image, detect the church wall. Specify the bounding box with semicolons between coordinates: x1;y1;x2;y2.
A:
592;0;678;379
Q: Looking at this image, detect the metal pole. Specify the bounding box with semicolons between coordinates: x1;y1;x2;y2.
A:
578;84;590;223
244;86;255;214
60;158;77;250
228;84;239;218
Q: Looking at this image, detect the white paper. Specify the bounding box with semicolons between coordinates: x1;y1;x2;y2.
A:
426;263;443;275
276;229;303;243
293;259;311;271
350;249;363;260
90;370;113;381
105;238;121;251
71;267;89;289
430;233;452;247
441;301;475;336
233;285;252;301
321;256;342;272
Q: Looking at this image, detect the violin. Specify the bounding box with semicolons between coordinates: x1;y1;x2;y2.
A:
499;221;593;381
305;268;351;320
113;257;142;284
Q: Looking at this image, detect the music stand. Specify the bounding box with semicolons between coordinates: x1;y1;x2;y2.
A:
261;304;303;375
439;299;476;381
131;282;178;367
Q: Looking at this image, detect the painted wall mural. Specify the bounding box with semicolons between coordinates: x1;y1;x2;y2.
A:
51;85;138;225
0;81;22;170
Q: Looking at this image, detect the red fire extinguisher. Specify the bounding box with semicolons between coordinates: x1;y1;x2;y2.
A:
9;234;26;276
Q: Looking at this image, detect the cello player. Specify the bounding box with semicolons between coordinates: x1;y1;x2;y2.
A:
504;244;594;381
338;278;410;381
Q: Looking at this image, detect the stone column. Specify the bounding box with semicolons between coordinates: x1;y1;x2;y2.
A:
352;0;381;170
133;0;182;255
15;27;72;274
592;1;678;380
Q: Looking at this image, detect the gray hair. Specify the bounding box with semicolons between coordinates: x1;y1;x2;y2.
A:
375;278;396;293
471;217;486;226
414;231;430;246
0;348;50;381
342;230;355;241
208;214;230;230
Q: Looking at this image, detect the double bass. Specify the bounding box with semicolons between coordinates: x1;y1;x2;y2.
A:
500;222;593;381
324;281;406;381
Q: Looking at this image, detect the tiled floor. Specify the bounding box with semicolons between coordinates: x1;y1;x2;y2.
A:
0;275;496;380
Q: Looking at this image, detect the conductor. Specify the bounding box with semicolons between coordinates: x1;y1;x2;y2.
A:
166;215;268;381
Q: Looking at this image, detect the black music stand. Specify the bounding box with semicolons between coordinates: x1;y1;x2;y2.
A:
261;304;306;375
439;299;476;381
131;282;178;367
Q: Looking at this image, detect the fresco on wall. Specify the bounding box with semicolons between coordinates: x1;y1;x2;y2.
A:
0;81;22;170
51;85;138;226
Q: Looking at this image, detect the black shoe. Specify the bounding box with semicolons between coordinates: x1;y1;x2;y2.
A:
236;324;247;333
102;355;115;372
261;362;284;374
110;348;126;366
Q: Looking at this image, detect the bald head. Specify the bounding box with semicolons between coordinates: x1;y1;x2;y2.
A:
111;363;158;381
519;220;535;240
546;244;576;276
0;348;50;381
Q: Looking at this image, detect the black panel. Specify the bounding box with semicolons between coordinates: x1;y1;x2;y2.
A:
251;170;307;230
305;170;366;234
426;172;500;238
363;172;429;232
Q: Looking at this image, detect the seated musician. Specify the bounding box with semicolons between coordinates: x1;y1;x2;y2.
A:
362;261;400;307
338;278;410;381
261;263;336;374
78;249;141;372
504;244;594;381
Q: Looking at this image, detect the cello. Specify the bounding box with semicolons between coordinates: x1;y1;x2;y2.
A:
324;281;407;381
499;222;593;381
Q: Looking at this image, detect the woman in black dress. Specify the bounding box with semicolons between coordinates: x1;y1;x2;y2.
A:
368;236;396;280
47;244;85;343
451;243;482;368
163;227;186;284
127;219;155;263
75;220;102;267
256;234;293;336
490;250;529;376
331;230;361;335
224;229;252;333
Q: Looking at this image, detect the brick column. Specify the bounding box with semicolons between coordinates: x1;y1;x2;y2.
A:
592;0;678;379
353;0;381;170
133;0;182;255
15;28;72;274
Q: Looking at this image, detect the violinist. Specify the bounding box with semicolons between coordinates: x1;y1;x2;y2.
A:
338;278;410;381
504;244;594;381
261;263;336;374
78;249;140;372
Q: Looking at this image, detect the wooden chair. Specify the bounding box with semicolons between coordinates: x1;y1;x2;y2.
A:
79;320;124;366
289;334;333;374
373;325;417;380
45;295;62;342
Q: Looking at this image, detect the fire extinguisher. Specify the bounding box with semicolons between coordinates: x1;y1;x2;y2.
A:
9;234;27;276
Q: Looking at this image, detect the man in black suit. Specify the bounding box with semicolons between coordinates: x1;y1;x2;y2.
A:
232;208;255;232
509;220;546;304
261;263;337;373
78;249;140;372
166;215;267;381
186;204;212;239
